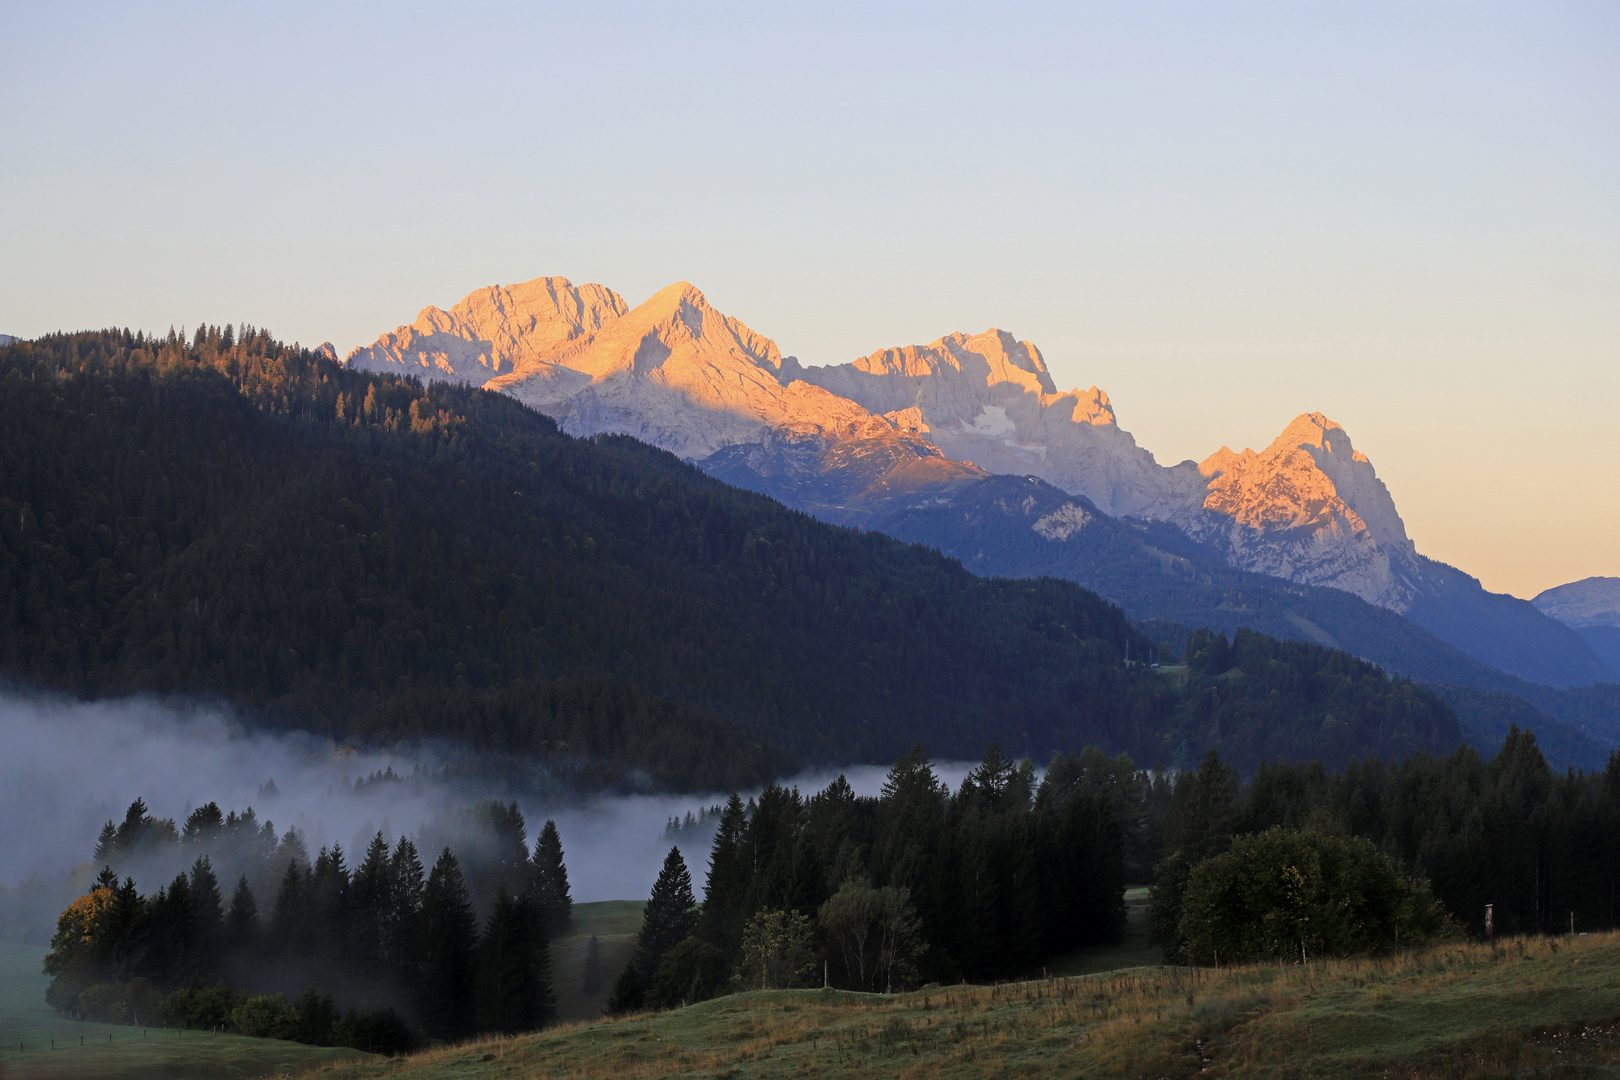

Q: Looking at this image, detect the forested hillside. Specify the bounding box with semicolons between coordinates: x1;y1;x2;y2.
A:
0;330;1464;780
873;475;1612;768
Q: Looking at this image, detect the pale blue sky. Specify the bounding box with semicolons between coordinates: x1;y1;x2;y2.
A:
3;1;1616;597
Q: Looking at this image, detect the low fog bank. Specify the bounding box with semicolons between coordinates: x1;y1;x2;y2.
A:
0;690;974;941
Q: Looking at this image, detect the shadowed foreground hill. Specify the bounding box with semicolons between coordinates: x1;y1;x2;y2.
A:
0;330;1462;782
302;933;1620;1080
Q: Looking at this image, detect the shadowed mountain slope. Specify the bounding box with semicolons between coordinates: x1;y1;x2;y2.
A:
348;277;1610;691
0;330;1470;780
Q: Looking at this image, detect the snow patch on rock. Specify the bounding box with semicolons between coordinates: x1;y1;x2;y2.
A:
1032;504;1092;541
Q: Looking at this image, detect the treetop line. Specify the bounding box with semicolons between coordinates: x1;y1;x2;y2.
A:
43;728;1618;1049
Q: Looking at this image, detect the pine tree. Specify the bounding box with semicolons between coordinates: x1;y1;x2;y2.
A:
419;848;478;1041
531;820;572;938
608;847;697;1014
350;833;394;970
309;845;352;956
225;874;259;959
387;837;426;977
475;889;554;1034
147;872;199;986
700;794;750;956
189;856;224;979
270;860;308;957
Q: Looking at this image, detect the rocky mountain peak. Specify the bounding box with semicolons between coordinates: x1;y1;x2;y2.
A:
1534;577;1620;629
347;275;628;385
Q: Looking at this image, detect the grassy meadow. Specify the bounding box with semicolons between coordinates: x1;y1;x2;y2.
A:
0;941;371;1080
551;900;645;1022
303;932;1620;1080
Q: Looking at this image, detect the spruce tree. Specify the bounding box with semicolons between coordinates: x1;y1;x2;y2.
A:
700;794;750;956
608;847;697;1015
419;848;478;1041
639;847;697;963
475;889;554;1034
387;838;426;978
531;820;572;937
309;845;352;956
93;822;118;864
147;872;199;987
350;833;394;970
189;856;224;979
270;860;308;957
225;874;259;959
183;802;224;845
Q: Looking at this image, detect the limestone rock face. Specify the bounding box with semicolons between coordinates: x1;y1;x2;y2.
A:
348;277;630;387
1166;414;1423;611
792;330;1207;520
341;278;1420;611
350;277;883;461
499;281;879;460
1534;577;1620;628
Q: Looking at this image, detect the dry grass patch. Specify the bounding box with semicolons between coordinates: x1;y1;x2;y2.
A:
303;932;1620;1080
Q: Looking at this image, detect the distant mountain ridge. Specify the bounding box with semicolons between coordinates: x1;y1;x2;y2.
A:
1534;577;1620;681
348;276;1614;691
0;328;1474;781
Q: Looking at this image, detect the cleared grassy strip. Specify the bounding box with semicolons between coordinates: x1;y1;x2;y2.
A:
550;900;644;1022
0;942;372;1080
300;932;1620;1080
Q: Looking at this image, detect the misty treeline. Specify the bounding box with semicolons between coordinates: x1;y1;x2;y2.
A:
608;744;1136;1011
1148;727;1620;964
42;796;573;1050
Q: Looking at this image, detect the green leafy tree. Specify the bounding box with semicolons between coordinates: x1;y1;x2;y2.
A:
817;879;923;993
737;908;816;990
1177;827;1454;964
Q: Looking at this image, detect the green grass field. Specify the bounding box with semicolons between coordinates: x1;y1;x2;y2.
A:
300;932;1620;1080
551;900;645;1021
1045;886;1161;978
0;942;372;1080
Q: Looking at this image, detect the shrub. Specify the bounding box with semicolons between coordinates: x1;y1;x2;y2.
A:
229;993;299;1039
649;936;730;1007
1177;826;1453;964
737;909;816;991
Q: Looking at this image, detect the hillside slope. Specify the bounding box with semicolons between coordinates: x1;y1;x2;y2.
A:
305;933;1620;1080
0;331;1468;778
348;276;1610;691
868;474;1612;768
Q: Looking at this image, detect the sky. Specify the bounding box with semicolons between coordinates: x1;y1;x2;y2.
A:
2;1;1616;599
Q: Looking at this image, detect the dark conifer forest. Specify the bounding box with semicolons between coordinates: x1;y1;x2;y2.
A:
0;329;1468;778
43;729;1620;1044
45;798;569;1051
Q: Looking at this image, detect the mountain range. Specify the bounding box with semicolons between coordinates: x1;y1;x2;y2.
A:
1536;577;1620;676
0;328;1475;783
348;277;1615;699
